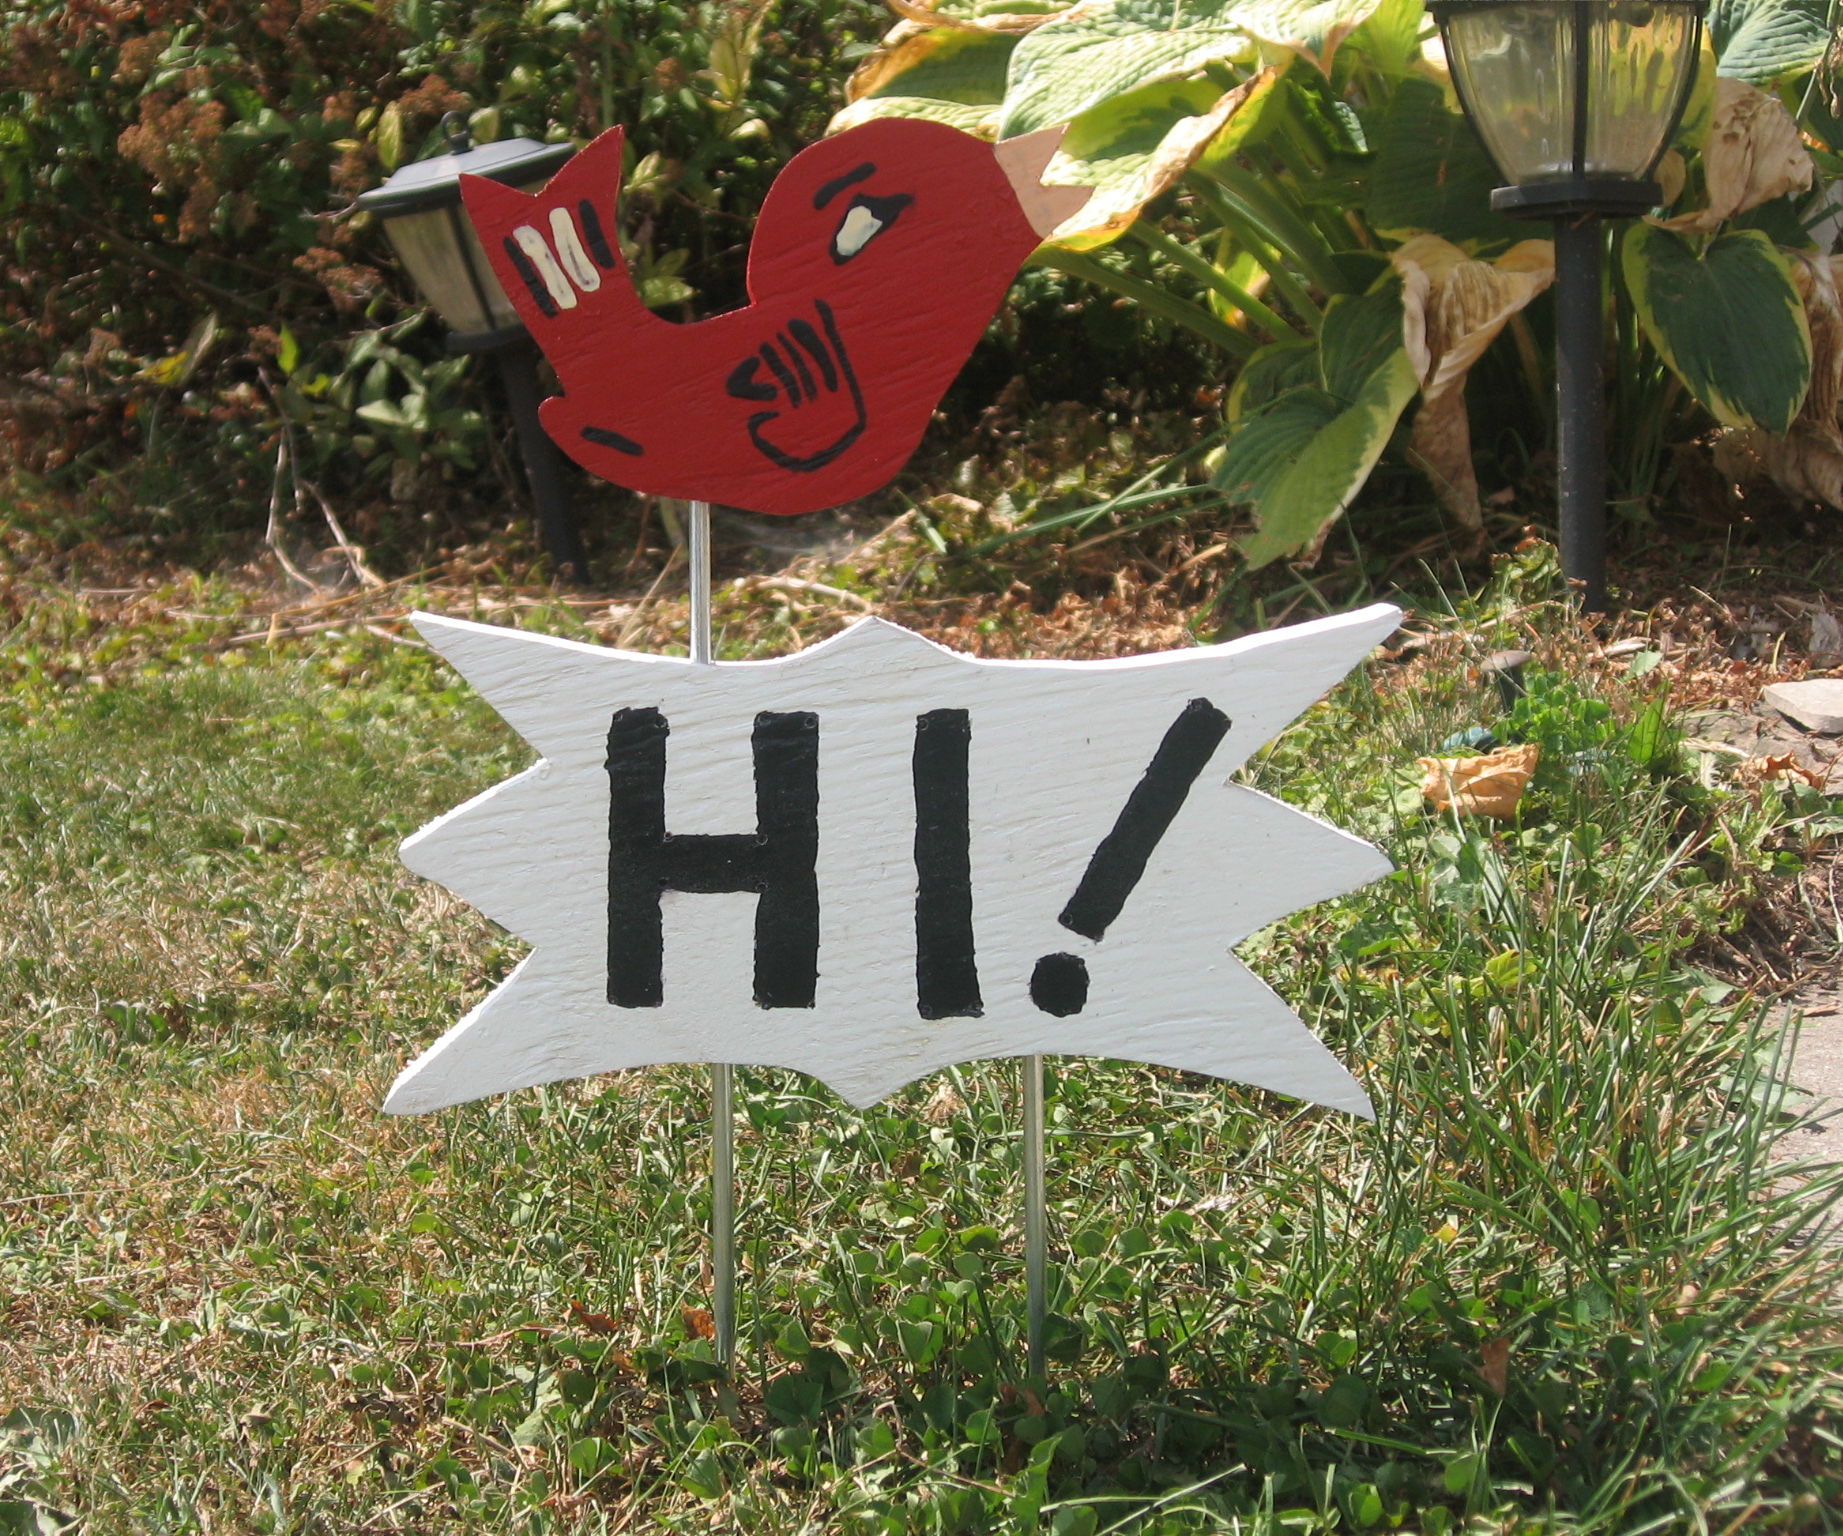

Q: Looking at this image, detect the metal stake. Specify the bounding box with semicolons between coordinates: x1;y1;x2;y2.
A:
687;499;737;1369
1023;1053;1047;1377
1553;215;1609;614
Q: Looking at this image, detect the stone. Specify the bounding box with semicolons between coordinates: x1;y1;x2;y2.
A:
1762;679;1843;735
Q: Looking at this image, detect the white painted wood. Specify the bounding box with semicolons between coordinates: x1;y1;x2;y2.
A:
385;605;1401;1118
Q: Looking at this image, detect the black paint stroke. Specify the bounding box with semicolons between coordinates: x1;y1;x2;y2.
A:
913;709;982;1019
813;161;876;210
726;355;777;403
578;199;618;270
779;330;817;401
503;236;558;318
606;708;819;1010
745;300;866;474
1058;698;1231;942
759;340;801;406
581;424;645;456
788;317;839;392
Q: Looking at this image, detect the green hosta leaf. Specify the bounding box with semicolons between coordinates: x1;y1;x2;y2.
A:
1338;0;1424;81
830;96;1002;135
1233;0;1385;69
1218;282;1419;567
1228;337;1318;417
1048;74;1263;250
1366;77;1521;245
850;26;1017;106
1622;223;1810;432
1709;0;1832;84
1001;0;1257;138
1318;280;1403;398
1191;56;1296;169
1288;69;1367;154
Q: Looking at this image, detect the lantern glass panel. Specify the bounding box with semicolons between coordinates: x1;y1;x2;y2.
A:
1584;4;1699;178
377;169;558;340
1445;2;1575;183
382;204;511;338
1446;1;1699;186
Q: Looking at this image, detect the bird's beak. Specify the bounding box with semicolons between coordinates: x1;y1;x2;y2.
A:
993;124;1093;241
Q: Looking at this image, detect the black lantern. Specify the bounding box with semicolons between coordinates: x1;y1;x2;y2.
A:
1428;0;1706;609
358;117;588;579
359;116;572;350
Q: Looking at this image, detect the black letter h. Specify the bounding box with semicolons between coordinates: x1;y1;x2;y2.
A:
606;708;819;1009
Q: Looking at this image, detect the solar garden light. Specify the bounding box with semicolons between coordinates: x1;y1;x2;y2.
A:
1426;0;1706;612
358;114;589;582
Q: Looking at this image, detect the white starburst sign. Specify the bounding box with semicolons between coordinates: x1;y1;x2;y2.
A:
384;604;1400;1118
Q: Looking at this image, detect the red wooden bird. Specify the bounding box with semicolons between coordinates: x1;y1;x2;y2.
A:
460;120;1089;516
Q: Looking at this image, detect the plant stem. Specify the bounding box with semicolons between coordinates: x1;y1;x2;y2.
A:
1127;221;1295;343
1186;176;1323;330
1031;247;1259;359
1190;162;1349;296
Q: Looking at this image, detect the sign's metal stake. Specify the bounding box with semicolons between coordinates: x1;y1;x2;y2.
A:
1023;1052;1047;1377
688;499;737;1370
688;499;714;668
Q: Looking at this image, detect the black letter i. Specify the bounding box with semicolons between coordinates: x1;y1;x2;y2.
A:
913;709;982;1019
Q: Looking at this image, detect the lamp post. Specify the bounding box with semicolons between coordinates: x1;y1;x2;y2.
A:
358;115;590;582
1427;0;1705;612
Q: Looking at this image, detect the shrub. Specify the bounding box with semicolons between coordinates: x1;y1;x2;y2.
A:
0;0;882;559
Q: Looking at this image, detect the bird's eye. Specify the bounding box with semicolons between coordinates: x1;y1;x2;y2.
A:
831;191;913;265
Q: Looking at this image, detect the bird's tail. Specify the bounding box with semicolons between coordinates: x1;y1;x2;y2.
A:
460;126;655;373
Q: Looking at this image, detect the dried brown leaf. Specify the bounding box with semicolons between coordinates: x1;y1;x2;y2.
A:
1392;237;1553;526
1729;252;1843;509
568;1299;621;1336
921;1080;966;1124
1660;78;1813;234
1393;236;1554;401
1479;1335;1510;1397
1418;743;1539;819
1407;388;1481;528
1787;251;1843;428
1764;421;1843;508
1734;752;1822;789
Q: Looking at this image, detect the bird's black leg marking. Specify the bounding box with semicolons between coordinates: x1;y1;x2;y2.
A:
581;425;645;456
503;236;558;318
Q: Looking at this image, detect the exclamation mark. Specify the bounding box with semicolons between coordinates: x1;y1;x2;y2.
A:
1030;698;1231;1016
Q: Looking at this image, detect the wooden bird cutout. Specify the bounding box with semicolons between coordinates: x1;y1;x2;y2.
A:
461;120;1090;515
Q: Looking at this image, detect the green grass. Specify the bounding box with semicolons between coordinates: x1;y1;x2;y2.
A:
2;568;1841;1535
